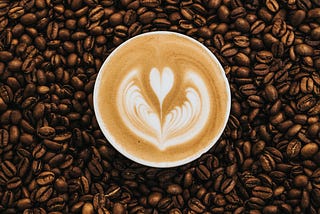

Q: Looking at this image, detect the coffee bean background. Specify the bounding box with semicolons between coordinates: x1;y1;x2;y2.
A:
0;0;319;213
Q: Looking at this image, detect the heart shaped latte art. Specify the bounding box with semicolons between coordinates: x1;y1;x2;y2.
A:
117;67;210;150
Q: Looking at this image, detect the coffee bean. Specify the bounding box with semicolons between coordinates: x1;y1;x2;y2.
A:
36;171;55;186
148;192;162;207
0;51;13;62
109;12;123;26
20;13;37;25
230;7;247;20
89;6;104;22
1;160;16;177
301;143;319;159
188;198;205;213
88;158;103;177
308;8;320;18
221;178;236;194
287;140;301;159
252;186;273;199
7;176;22;189
196;164;211;180
43;197;63;212
113;202;126;214
235;18;250;33
251;20;265;35
0;129;9;148
247;95;263;108
233;35;249;48
260;154;275;172
263;205;278;214
82;202;94;214
295;44;314;56
158;197;173;212
213;34;225;50
247;197;265;209
208;0;221;9
16;198;32;210
256;51;273;64
35;185;53;202
266;0;279;12
264;85;278;102
166;184;182;195
37;126;56;139
240;84;256;96
294;174;308;187
297;94;316;112
140;0;160;7
17;157;29;178
272;18;287;37
54;176;68;193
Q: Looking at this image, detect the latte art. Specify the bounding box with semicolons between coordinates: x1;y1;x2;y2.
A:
94;32;231;167
118;67;210;150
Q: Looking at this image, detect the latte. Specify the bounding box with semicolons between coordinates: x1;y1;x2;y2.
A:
94;32;231;167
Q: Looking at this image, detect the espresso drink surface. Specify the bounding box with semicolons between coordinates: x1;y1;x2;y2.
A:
94;32;230;166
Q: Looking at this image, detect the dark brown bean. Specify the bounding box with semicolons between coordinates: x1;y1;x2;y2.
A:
252;186;273;199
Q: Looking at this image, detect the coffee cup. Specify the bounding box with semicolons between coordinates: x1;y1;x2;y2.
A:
93;31;231;167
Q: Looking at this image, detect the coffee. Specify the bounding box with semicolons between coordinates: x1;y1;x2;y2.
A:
94;32;230;167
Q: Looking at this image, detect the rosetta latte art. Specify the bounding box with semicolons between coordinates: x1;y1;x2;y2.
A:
117;67;211;150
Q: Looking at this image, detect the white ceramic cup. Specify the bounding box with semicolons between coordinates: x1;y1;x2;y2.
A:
93;31;231;168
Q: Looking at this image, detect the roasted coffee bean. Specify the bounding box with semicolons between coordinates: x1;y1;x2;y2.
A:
35;185;53;203
230;7;247;20
233;35;249;48
247;197;265;209
88;158;103;177
0;129;9;148
36;171;55;186
287;140;301;159
251;20;265;34
158;197;173;212
47;22;59;40
20;13;37;25
221;178;236;194
196;164;210;180
7;176;22;189
252;186;273;199
253;64;269;76
264;85;278;102
54;176;68;193
272;18;287;37
188;198;205;213
266;0;279;12
166;184;182;195
17;157;29;178
301;143;319;159
16;198;32;210
0;51;13;62
260;154;275;172
295;44;314;56
1;160;16;177
297;94;316;112
37;126;56;139
221;43;238;57
47;197;65;211
256;51;273;64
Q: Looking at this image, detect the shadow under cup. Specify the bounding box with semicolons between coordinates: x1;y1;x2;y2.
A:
93;31;231;168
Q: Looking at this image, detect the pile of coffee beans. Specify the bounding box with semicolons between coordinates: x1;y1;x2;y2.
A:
0;0;320;213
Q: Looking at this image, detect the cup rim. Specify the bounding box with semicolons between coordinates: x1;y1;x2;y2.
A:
93;31;231;168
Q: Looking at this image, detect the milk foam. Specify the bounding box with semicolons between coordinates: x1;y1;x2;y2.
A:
117;67;210;150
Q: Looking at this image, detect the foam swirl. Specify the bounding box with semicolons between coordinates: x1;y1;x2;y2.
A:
117;67;210;150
